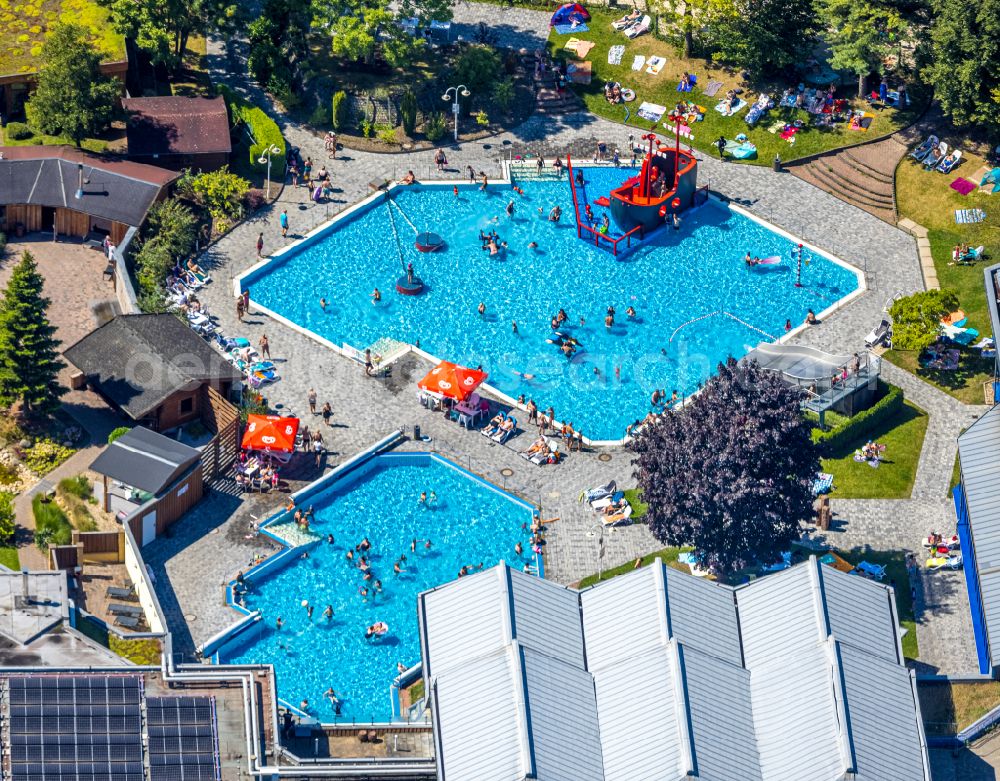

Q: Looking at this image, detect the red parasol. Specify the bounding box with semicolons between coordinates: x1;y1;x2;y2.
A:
417;361;487;402
241;414;300;452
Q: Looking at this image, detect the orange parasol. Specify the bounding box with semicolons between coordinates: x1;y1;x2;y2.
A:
417;361;487;402
241;414;300;452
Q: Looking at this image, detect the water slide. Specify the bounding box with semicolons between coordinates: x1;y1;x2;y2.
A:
745;342;855;383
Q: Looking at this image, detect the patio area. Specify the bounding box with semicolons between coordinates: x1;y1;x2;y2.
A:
74;561;146;633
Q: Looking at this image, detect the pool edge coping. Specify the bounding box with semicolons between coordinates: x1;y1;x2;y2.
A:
233;168;870;447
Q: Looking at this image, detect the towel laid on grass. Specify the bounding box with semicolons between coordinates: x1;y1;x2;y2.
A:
607;44;625;65
956;208;986;224
553;22;588;34
566;60;592;85
645;56;666;75
714;97;747;116
950;178;977;196
563;38;595;57
812;473;834;495
636;101;667;122
703;80;724;97
631;54;646;70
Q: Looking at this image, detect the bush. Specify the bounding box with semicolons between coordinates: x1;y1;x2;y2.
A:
217;86;287;171
58;475;92;500
360;119;374;138
375;123;396;144
308;103;329;128
399;90;417;136
107;426;130;444
492;78;515;113
109;635;160;663
332;90;349;131
475;110;489;126
813;382;905;455
0;491;15;545
0;462;18;486
5;121;32;140
32;494;72;549
424;112;447;142
22;439;75;475
243;188;267;212
191;168;252;231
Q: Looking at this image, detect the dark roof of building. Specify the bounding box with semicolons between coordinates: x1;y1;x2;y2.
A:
122;96;232;157
90;426;201;495
63;314;241;420
0;146;177;227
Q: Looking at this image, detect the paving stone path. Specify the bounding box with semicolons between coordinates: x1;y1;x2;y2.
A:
162;10;987;675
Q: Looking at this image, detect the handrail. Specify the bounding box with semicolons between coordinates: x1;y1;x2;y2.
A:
567;154;644;257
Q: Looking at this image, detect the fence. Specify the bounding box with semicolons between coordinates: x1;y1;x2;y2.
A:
112;226;140;314
49;545;79;571
74;530;124;563
199;386;240;482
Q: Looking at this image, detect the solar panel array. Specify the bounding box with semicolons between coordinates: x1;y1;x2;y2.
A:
146;697;220;781
7;676;144;781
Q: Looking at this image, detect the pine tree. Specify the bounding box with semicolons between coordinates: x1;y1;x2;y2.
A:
0;252;65;417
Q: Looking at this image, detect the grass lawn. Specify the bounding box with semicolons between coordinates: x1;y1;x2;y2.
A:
918;681;1000;736
887;154;998;403
0;126;110;153
577;546;692;588
948;453;962;498
622;488;647;520
818;401;928;499
0;0;124;76
0;545;19;570
547;8;923;166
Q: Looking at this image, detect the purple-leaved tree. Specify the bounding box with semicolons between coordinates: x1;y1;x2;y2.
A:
629;357;820;575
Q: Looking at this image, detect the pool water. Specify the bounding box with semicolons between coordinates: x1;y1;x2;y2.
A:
245;167;860;440
217;454;534;723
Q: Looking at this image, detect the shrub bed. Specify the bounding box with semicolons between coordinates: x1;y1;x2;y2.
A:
812;381;905;456
32;494;73;549
217;84;286;170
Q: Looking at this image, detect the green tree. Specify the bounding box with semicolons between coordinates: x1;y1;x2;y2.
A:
630;358;819;575
0;491;14;545
135;239;174;312
146;199;198;259
454;45;502;95
708;0;817;77
0;252;65;418
326;5;425;67
332;90;350;130
400;89;418;135
101;0;239;73
888;289;960;350
820;0;908;95
24;24;121;146
491;78;515;114
399;0;453;23
107;427;131;444
191;168;251;229
923;0;1000;130
652;0;716;58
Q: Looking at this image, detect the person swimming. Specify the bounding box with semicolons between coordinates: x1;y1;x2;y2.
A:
626;306;636;319
320;298;327;310
371;287;381;303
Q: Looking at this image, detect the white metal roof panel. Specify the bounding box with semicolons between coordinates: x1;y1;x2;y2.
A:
509;567;585;666
738;565;823;668
421;568;509;678
580;566;666;672
819;565;899;664
958;406;1000;665
433;645;527;781
664;566;742;665
591;644;686;781
838;643;928;781
681;644;762;781
750;642;846;781
521;646;605;781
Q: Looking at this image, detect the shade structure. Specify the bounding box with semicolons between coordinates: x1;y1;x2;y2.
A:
417;361;487;402
242;414;299;452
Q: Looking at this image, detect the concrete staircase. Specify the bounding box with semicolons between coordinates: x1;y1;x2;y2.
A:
789;136;907;224
525;53;582;116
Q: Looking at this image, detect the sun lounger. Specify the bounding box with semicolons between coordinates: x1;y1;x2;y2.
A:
581;481;616;503
926;554;963;571
602;504;633;526
864;318;892;348
909;136;939;162
114;615;141;629
624;15;650;38
108;602;143;616
856;561;886;580
612;12;642;30
591;490;625;510
492;417;517;444
106;585;136;600
923;142;948;169
937;149;962;174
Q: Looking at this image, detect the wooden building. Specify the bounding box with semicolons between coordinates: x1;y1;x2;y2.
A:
122;96;232;172
0;146;176;242
63;314;242;432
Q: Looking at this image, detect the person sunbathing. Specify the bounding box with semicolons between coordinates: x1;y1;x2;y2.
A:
399;170;416;185
602;498;628;516
524;437;547;455
613;8;641;28
484;413;505;434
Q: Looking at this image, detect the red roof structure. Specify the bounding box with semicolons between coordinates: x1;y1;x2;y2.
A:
122;96;232;159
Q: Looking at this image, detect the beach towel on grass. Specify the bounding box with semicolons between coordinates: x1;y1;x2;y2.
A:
566;60;592;85
563;38;595;57
636;101;667;122
812;473;834;495
703;80;723;97
956;208;986;224
849;112;873;131
631;54;646;71
607;44;625;65
950;178;976;196
553;22;588;34
645;56;666;75
714;97;747;116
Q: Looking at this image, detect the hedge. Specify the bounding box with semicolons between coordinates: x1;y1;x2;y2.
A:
216;84;286;171
813;381;905;456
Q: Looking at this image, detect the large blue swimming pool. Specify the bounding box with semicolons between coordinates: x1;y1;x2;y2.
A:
217;453;535;723
244;167;860;439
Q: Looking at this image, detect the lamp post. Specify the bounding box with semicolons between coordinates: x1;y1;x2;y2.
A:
441;85;470;143
257;144;282;200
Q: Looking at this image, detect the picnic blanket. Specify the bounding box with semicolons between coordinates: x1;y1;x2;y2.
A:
607;44;625;65
566;60;592;85
703;80;724;97
956;208;986;224
849;112;873;131
636;101;667;122
563;38;595;57
645;56;666;75
812;473;834;495
714;97;747;116
553;22;588;34
780;127;799;141
950;178;977;196
631;54;646;71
